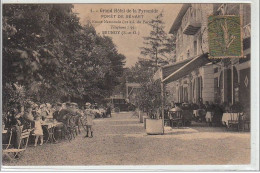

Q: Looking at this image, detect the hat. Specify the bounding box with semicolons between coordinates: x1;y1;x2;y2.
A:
71;102;78;106
40;104;46;108
56;102;62;106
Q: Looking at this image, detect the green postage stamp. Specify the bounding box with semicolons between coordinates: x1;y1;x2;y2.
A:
208;15;243;58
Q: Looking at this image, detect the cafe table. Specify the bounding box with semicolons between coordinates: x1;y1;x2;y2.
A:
193;110;199;117
205;112;213;123
193;109;206;118
42;121;63;144
221;112;240;126
2;129;8;134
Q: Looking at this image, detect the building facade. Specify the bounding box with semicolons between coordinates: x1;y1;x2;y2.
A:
161;3;250;109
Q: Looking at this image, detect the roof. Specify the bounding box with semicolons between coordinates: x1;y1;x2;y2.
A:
169;4;191;34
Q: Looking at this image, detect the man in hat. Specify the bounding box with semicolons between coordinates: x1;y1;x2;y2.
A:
56;102;71;124
84;103;94;138
53;103;62;121
69;103;81;116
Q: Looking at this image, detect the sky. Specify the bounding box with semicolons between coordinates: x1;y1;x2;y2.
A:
73;4;182;67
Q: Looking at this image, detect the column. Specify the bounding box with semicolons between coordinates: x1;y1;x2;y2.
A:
222;67;226;103
231;65;234;104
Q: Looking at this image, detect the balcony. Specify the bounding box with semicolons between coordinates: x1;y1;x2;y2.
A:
183;21;201;35
180;6;202;35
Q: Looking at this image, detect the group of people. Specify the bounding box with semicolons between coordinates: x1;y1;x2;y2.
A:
3;101;112;148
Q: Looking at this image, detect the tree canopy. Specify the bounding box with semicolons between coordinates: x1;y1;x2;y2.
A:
122;61;161;114
139;11;175;68
3;4;125;110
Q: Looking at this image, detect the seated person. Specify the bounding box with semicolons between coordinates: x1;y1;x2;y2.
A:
55;103;71;123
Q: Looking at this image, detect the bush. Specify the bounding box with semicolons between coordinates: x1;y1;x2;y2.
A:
2;82;28;119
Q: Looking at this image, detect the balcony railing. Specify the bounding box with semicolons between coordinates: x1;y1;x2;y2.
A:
243;23;251;39
183;21;201;35
181;7;201;35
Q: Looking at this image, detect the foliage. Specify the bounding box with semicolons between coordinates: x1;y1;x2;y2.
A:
134;80;162;114
125;61;154;84
123;61;161;114
70;24;125;103
139;11;175;68
2;83;28;118
2;4;125;110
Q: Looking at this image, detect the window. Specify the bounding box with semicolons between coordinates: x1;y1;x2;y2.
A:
200;76;203;99
190;7;193;18
194;40;197;55
194;7;196;20
198;34;202;54
192;79;195;100
214;77;220;103
187;50;190;58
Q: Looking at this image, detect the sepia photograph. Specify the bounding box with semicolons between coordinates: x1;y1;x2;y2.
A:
1;1;259;171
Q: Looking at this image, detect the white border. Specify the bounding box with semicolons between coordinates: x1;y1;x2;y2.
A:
1;0;259;171
1;0;255;3
249;0;259;170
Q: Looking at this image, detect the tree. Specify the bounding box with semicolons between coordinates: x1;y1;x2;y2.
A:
2;4;126;108
2;4;82;103
140;11;175;69
122;61;161;115
135;80;162;115
70;24;125;103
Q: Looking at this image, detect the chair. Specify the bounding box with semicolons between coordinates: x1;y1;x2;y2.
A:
2;129;31;160
164;119;170;126
2;130;13;150
68;116;78;137
240;112;250;131
170;112;183;128
227;113;243;131
164;113;170;126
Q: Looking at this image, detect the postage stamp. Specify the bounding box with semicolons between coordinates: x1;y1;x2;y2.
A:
208;15;243;58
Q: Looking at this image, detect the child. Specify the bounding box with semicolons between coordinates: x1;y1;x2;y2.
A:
34;115;43;146
84;103;94;138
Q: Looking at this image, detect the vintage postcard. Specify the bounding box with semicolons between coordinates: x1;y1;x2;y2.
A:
1;1;259;171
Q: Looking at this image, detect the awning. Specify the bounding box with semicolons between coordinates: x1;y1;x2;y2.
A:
153;58;193;81
162;53;210;84
161;58;192;79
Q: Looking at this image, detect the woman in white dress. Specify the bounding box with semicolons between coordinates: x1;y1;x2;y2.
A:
34;115;43;146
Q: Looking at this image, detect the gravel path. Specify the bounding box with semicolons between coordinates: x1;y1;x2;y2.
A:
3;112;250;166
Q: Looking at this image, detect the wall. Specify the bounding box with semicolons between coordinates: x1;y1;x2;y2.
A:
201;65;215;103
175;4;213;63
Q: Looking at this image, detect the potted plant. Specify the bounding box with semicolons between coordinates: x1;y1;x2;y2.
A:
134;80;164;134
